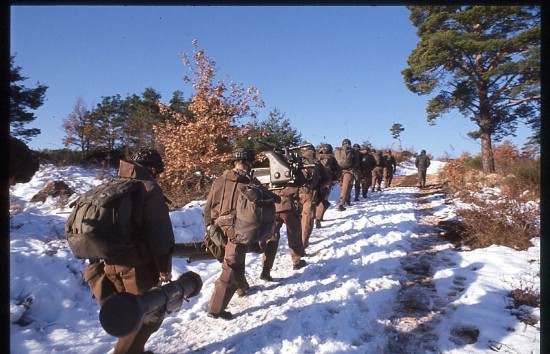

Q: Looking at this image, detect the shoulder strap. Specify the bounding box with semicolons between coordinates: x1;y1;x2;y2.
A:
228;179;239;215
219;170;240;217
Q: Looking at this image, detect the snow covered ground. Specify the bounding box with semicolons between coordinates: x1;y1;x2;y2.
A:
9;159;540;353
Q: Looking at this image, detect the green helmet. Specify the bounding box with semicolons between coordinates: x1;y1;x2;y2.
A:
342;139;351;146
132;148;165;173
232;147;255;162
324;144;334;154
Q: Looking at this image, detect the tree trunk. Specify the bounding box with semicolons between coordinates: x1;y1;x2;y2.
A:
480;131;495;173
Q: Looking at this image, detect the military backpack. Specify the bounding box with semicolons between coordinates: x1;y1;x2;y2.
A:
65;178;143;260
205;172;278;261
334;145;353;170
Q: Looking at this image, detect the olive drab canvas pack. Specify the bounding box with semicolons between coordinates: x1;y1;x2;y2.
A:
334;145;353;169
233;184;276;245
65;178;142;260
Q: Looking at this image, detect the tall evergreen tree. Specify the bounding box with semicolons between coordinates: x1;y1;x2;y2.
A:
92;94;126;153
390;122;405;150
125;88;164;152
168;90;191;117
402;6;540;173
9;55;48;142
242;108;302;153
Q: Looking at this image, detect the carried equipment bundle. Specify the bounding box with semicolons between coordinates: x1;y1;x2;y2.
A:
65;178;143;260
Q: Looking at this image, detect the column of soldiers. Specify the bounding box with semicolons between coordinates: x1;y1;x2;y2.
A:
203;141;401;322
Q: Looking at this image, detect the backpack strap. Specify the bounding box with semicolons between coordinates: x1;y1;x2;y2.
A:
227;175;239;216
217;170;239;219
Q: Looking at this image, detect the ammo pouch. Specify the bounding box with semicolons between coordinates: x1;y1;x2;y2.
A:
83;261;116;306
204;223;228;263
207;222;228;248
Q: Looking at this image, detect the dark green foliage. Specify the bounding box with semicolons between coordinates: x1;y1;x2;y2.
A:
462;155;483;170
36;148;124;168
390;123;404;140
403;6;540;173
238;108;302;153
10;55;48;142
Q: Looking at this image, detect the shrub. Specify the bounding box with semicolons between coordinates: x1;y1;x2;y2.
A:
463;155;482;170
400;150;414;160
441;157;466;192
453;195;539;250
498;159;540;201
440;150;540;250
506;273;540;325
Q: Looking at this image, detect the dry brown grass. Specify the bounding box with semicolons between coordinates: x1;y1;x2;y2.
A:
439;152;540;251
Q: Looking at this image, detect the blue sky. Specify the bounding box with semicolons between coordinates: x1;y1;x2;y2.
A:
11;6;534;158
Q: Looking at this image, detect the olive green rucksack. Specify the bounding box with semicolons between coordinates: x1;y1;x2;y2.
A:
65;178;143;260
204;173;278;262
232;183;277;244
334;145;353;169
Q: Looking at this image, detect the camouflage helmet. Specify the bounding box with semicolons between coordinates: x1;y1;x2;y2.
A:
324;143;334;154
232;147;255;163
132;148;165;173
353;143;361;149
342;139;351;146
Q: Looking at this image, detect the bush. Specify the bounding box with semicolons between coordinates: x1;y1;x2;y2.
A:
157;164;226;209
400;150;414;160
36;148;126;169
439;151;540;251
455;198;539;250
498;159;540;201
441;157;467;191
463;155;482;170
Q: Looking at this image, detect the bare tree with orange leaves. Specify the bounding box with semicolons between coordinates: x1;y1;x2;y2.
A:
154;39;264;191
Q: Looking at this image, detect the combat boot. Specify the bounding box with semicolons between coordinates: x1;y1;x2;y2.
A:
207;310;233;320
293;259;307;270
236;282;249;297
260;268;273;281
315;219;322;229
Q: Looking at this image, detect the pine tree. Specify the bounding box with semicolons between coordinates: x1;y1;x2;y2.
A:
402;6;540;173
390;123;405;151
10;55;48;142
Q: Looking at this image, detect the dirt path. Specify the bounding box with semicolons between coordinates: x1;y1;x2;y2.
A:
383;173;458;353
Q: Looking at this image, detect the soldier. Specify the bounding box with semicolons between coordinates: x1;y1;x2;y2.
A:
315;144;341;228
335;139;356;211
203;147;259;320
84;148;175;353
360;146;375;198
261;183;307;281
350;143;363;201
299;145;321;249
415;149;431;189
383;150;397;188
371;149;385;192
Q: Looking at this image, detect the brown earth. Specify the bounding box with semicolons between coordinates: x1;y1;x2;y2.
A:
383;172;480;352
391;172;445;189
